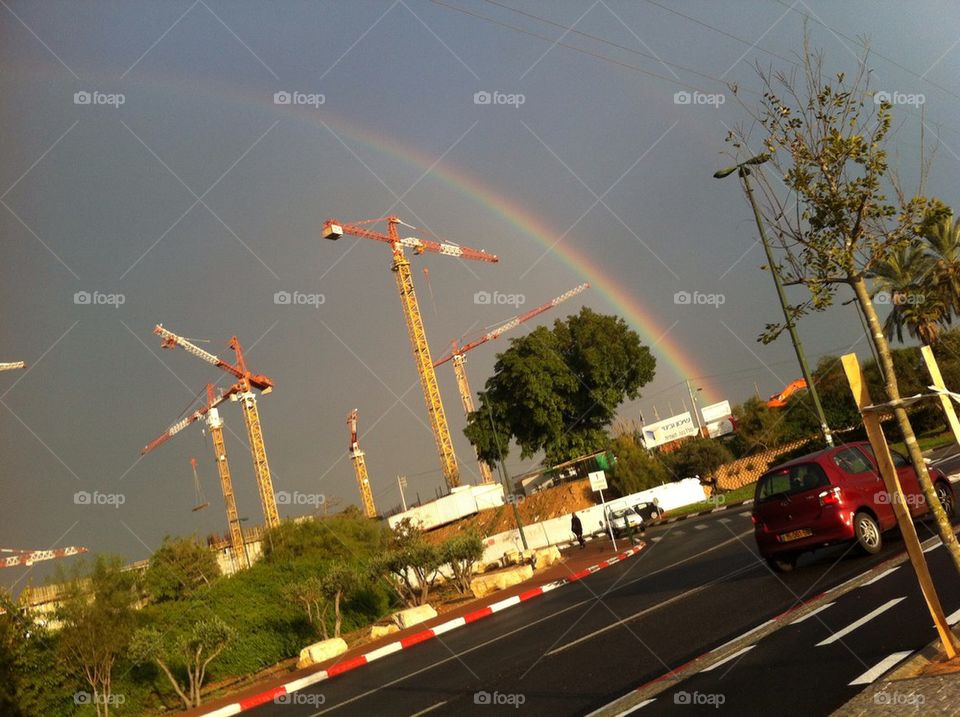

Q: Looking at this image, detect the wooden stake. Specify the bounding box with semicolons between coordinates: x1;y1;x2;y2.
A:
841;353;958;657
921;345;960;451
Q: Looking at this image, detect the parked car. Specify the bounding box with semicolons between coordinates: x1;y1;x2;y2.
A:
606;502;664;537
752;441;955;572
607;506;645;537
632;501;665;522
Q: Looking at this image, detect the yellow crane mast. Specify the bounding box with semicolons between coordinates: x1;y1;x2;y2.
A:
347;409;377;518
142;383;249;571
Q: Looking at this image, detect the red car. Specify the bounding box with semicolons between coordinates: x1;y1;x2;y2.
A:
753;441;956;572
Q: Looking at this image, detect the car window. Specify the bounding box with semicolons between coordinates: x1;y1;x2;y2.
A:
758;463;829;501
858;444;910;468
833;447;874;474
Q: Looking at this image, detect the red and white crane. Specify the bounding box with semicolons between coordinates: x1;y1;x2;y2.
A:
153;325;280;529
433;283;589;483
142;383;249;571
1;546;87;569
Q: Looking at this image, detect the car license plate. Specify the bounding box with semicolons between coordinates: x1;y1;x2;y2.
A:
779;529;812;543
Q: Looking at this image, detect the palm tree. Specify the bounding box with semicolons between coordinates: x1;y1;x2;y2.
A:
924;212;960;316
871;245;949;345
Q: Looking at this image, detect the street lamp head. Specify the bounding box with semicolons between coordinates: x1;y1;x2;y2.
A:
713;153;770;179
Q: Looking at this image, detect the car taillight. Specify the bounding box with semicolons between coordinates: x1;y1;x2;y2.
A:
819;486;841;506
751;514;758;525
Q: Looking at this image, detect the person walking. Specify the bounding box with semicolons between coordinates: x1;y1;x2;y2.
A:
571;512;585;549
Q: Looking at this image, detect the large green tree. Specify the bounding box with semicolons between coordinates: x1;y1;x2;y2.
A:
607;433;671;495
144;536;221;603
464;308;656;465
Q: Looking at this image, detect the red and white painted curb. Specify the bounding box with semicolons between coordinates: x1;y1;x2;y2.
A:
201;544;646;716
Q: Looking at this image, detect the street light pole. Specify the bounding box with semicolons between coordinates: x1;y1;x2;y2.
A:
714;155;834;447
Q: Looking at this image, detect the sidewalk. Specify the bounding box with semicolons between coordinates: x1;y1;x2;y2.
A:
191;536;646;716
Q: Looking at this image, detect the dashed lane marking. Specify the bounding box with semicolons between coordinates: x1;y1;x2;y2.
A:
848;651;913;685
816;598;906;646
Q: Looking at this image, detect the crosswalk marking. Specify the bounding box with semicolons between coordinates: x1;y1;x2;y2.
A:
945;608;960;625
694;524;707;530
719;517;731;524
923;539;942;554
816;597;906;646
848;651;913;685
790;602;835;625
738;511;751;518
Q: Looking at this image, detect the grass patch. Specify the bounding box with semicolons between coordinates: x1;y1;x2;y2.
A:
888;430;957;457
663;482;757;518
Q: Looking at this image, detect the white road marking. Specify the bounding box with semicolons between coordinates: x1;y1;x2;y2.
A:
923;539;942;553
862;567;900;586
672;530;685;536
615;699;655;715
701;645;754;671
650;536;662;542
410;700;449;716
945;608;960;625
790;602;835;625
738;511;751;518
848;651;913;685
816;598;907;646
719;517;731;524
694;524;707;530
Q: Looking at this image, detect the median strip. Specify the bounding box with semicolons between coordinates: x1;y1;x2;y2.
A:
197;544;646;716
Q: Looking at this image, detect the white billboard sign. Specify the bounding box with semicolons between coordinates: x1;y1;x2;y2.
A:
706;417;736;439
701;400;731;424
642;412;697;448
588;471;608;491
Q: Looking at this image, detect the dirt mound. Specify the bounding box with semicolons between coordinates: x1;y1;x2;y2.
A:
425;479;597;543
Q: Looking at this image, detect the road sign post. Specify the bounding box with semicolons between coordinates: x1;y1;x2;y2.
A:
589;470;617;550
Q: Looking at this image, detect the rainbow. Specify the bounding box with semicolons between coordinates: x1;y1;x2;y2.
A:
314;119;722;404
18;65;721;402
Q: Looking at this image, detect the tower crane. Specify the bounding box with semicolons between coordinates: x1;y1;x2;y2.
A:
142;383;249;571
433;283;590;484
0;362;26;372
153;325;280;529
322;216;498;489
347;409;377;518
1;546;87;569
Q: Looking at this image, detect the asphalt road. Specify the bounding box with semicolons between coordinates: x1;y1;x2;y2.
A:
246;481;960;717
634;533;960;715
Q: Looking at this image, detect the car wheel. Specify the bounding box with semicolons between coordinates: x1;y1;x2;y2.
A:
935;481;955;520
766;554;796;573
854;511;882;554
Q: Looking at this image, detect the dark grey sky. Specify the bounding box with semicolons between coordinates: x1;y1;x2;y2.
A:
3;1;959;590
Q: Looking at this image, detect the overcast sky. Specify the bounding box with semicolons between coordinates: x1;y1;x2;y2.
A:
3;1;959;590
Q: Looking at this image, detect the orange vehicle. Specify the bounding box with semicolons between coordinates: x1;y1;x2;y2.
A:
767;378;807;408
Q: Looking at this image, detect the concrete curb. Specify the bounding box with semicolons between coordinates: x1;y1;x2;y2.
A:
200;544;646;716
